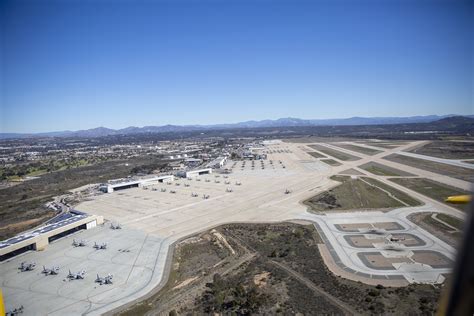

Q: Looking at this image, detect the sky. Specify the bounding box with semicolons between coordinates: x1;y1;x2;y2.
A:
1;0;473;133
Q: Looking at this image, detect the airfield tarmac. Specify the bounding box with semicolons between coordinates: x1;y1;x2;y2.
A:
0;140;470;315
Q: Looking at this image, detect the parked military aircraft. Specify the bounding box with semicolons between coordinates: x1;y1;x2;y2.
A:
72;239;87;247
67;269;86;280
42;265;60;275
93;242;107;250
110;223;122;230
226;188;233;192
161;188;167;192
6;305;24;316
191;192;199;197
95;273;113;285
170;190;176;194
285;189;291;194
18;262;36;272
235;181;242;185
203;194;210;199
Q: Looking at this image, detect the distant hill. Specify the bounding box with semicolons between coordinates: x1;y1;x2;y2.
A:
1;114;473;139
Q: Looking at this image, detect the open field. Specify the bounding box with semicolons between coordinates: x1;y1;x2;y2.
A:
304;175;419;212
362;177;422;207
389;178;471;211
359;161;415;177
308;144;360;161
408;213;463;247
307;151;326;158
121;223;443;315
408;141;474;159
357;141;408;149
333;143;383;156
320;159;341;166
384;154;474;182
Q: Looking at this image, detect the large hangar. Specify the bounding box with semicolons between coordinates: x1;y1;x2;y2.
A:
177;168;213;178
103;175;174;193
0;212;104;261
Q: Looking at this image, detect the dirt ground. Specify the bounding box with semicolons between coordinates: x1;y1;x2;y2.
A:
119;223;444;316
408;212;463;248
384;154;474;182
320;158;342;166
308;144;360;161
408;141;474;159
304;176;419;212
358;161;415;177
333;143;382;156
389;178;471;212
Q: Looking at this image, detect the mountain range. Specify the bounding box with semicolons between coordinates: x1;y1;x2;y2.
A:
1;114;473;139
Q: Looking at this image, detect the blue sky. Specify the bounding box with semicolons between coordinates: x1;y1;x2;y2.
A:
1;0;472;133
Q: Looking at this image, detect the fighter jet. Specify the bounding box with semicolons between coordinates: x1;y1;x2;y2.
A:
203;194;210;199
170;190;176;194
161;188;167;192
6;305;24;316
110;223;122;230
18;261;36;272
191;192;199;197
285;189;291;194
72;239;87;247
224;181;230;184
93;242;107;250
235;181;242;186
67;269;86;280
226;188;233;193
95;273;113;285
42;265;60;275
